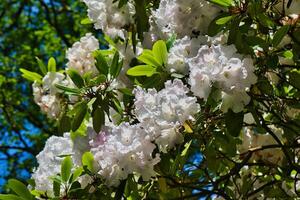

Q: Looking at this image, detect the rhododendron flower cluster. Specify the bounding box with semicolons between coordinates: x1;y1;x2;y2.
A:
32;72;70;118
90;123;160;186
134;79;200;152
188;44;257;112
15;0;300;199
82;0;135;39
31;134;73;195
152;0;221;38
66;33;99;75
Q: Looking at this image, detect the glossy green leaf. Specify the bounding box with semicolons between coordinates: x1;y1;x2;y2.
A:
72;101;87;132
92;106;105;133
67;69;85;88
7;179;32;200
80;18;92;25
211;0;233;7
58;114;71;134
35;57;47;75
110;51;121;78
55;84;81;95
61;156;73;182
70;167;83;183
94;51;109;75
283;50;293;59
118;88;133;96
216;15;234;25
82;152;94;172
273;25;290;47
166;34;177;51
20;68;42;83
127;65;156;77
257;13;274;28
181;140;192;157
53;179;60;197
47;57;56;72
0;194;24;200
152;40;168;66
137;50;161;67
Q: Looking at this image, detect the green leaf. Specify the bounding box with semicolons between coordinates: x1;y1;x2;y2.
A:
216;15;234;25
211;0;233;7
35;57;47;75
208;13;229;36
0;194;24;200
274;174;281;180
61;156;73;183
89;74;107;86
94;51;109;75
289;70;300;90
152;40;168;66
55;84;81;95
273;25;290;47
137;50;161;67
127;65;156;77
70;167;83;183
112;97;123;114
134;0;149;41
53;179;60;197
82;152;94;172
67;69;85;88
283;50;293;59
72;101;87;132
225;110;244;137
47;57;56;72
92;106;105;133
80;17;93;25
7;179;32;200
20;68;43;83
166;34;177;51
181;140;192;156
110;51;122;78
118;88;133;96
58;114;71;134
257;13;274;28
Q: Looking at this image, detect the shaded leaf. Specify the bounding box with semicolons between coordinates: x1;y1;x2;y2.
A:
72;101;87;132
225;110;244;137
67;69;85;88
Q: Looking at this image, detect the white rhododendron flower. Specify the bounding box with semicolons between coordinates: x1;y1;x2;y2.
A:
90;123;160;186
188;44;257;112
238;127;284;165
82;0;135;39
167;34;228;74
31;132;95;195
134;79;200;152
152;0;221;38
32;72;70;118
66;33;99;75
31;134;73;195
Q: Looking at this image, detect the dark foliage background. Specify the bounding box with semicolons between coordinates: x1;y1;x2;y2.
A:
0;0;91;191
